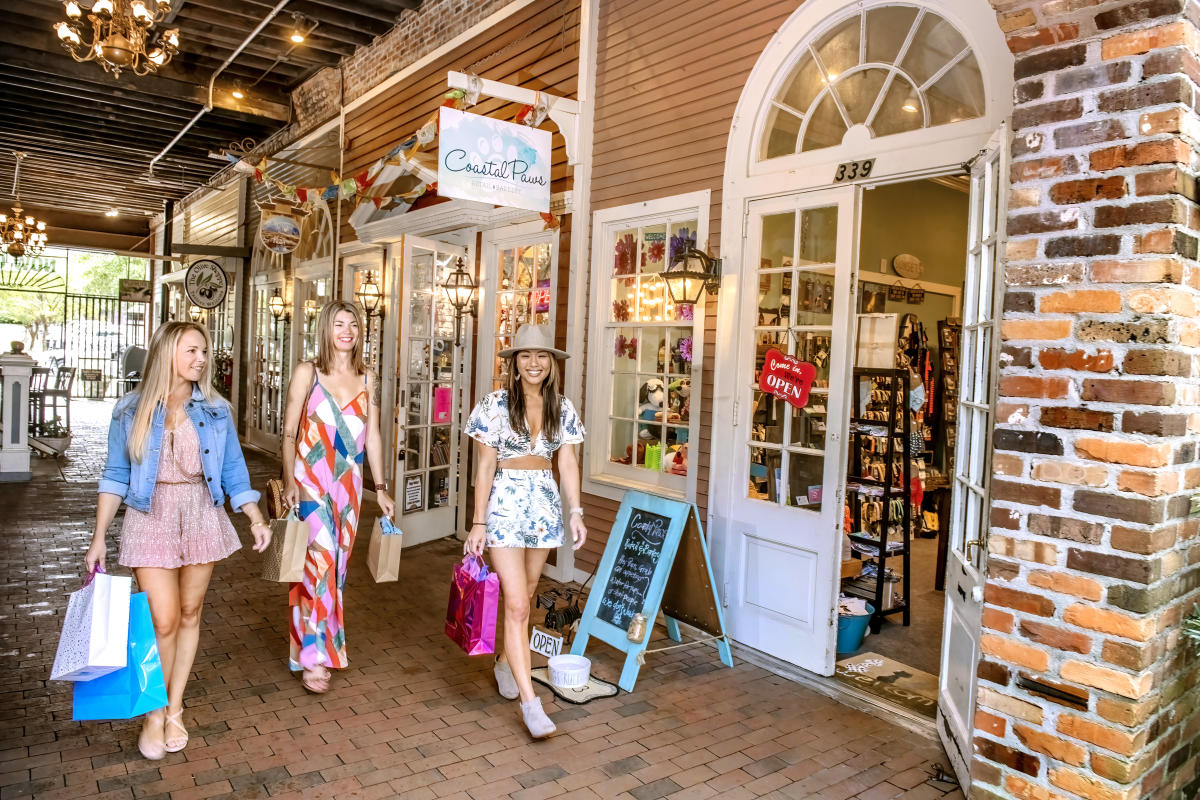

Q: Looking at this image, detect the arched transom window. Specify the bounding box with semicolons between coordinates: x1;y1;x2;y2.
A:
762;4;985;159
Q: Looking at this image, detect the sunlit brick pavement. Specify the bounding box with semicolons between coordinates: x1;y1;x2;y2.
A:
1;406;962;800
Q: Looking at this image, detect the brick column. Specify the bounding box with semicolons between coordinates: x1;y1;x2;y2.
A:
978;1;1200;799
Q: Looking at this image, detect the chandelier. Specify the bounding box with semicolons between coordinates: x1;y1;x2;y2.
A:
54;0;181;77
1;153;49;260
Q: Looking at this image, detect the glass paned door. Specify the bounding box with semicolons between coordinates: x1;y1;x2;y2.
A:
725;186;859;676
939;126;1007;789
251;281;288;439
395;236;469;547
491;241;554;390
297;277;332;362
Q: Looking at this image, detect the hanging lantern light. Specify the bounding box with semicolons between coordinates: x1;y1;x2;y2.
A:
440;257;478;347
662;247;721;307
355;271;382;317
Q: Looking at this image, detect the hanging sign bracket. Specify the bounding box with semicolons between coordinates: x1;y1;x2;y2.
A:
446;71;581;165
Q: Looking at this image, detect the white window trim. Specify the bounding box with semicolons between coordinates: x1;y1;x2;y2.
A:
583;189;710;503
477;220;561;395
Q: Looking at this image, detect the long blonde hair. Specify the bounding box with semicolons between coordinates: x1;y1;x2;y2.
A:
504;351;562;443
314;301;367;375
128;321;220;462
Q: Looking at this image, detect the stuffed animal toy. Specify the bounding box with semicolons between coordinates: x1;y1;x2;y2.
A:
638;378;667;440
668;378;691;442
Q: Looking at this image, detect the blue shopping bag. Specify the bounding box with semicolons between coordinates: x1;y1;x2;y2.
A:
72;592;168;721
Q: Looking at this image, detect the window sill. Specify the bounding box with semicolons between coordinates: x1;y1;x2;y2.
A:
583;470;689;504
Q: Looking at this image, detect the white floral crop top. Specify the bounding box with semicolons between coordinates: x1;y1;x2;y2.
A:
466;390;585;459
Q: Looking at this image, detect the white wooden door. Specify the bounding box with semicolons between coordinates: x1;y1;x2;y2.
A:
393;236;470;546
938;125;1007;786
725;186;859;676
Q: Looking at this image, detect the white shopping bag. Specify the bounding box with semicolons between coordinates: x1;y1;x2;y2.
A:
50;571;133;681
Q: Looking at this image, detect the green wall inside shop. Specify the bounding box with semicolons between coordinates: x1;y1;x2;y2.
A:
858;179;970;289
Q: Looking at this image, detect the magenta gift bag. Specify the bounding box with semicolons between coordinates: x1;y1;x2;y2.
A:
445;555;499;656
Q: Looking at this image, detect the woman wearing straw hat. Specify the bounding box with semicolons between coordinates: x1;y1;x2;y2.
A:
464;323;586;739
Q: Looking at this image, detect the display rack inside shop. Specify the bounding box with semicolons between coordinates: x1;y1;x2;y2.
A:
936;319;961;475
846;367;912;633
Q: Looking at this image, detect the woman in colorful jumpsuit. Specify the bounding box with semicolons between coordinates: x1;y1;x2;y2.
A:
465;324;587;739
87;321;271;760
281;301;394;693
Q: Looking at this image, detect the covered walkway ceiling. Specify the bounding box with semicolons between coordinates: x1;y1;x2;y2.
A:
0;0;418;240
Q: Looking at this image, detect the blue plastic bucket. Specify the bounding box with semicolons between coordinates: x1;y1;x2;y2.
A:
836;603;875;653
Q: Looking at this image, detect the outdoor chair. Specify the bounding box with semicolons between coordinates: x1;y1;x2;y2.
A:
42;366;75;434
28;366;51;434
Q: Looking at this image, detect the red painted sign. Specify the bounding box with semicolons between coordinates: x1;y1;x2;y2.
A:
758;348;817;410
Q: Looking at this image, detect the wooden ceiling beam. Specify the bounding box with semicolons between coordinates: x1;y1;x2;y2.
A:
179;6;367;52
0;40;293;122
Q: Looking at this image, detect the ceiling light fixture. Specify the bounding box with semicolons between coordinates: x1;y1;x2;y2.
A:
1;153;49;259
231;82;245;100
902;92;920;114
288;12;310;43
54;0;180;78
105;208;120;217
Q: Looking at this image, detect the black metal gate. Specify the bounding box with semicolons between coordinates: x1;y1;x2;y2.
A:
63;293;149;398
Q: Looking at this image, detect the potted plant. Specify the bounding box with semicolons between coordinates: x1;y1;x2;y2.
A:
34;416;72;455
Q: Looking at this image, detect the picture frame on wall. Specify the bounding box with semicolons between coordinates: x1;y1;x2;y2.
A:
861;284;887;314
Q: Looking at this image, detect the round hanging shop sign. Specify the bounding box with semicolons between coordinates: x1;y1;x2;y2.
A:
184;259;229;309
892;253;923;279
260;213;302;254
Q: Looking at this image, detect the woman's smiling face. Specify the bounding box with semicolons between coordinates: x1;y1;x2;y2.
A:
331;310;359;351
515;350;552;387
174;329;207;383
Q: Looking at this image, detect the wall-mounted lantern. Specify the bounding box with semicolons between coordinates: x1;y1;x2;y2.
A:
440;256;478;347
662;247;722;307
356;271;383;318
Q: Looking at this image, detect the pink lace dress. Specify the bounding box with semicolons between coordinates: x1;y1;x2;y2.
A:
118;417;241;568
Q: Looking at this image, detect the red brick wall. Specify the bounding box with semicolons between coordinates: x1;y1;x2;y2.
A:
977;1;1200;799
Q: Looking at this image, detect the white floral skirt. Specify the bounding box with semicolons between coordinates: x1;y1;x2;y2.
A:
486;469;564;549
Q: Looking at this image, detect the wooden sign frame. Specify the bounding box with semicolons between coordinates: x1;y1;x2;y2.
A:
571;490;733;691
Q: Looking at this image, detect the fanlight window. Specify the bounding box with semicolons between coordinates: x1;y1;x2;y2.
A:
762;4;985;159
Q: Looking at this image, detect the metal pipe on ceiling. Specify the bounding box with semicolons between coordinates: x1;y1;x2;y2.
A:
148;0;292;173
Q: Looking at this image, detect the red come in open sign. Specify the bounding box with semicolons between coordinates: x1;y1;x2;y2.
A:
759;348;817;409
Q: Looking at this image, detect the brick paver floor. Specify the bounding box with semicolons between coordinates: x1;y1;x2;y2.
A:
1;406;963;800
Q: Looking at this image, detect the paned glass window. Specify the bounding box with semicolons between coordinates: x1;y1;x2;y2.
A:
762;5;985;159
748;208;837;505
605;216;698;483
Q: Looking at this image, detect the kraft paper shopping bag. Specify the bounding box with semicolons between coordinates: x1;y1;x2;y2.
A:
262;510;308;582
367;516;403;582
72;592;168;720
51;569;132;682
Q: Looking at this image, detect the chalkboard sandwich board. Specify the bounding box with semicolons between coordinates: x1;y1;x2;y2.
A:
571;490;732;691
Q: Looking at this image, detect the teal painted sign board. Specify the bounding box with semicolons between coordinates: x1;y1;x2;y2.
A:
571;490;733;691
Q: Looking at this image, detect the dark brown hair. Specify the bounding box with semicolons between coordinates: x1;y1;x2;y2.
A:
503;351;562;443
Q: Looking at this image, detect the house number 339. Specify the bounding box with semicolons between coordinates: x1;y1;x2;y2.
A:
833;159;876;182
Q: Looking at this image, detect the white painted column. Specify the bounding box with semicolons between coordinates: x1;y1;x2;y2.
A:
0;350;35;482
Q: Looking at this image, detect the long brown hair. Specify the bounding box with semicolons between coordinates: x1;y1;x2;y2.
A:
314;300;367;375
129;321;221;462
504;351;562;443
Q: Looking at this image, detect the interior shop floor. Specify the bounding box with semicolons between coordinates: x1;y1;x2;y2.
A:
2;405;961;800
851;536;946;678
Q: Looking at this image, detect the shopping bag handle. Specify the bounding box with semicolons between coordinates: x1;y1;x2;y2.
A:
459;554;488;580
82;563;105;587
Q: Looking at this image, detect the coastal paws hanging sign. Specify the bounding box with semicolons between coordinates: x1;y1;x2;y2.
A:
437;106;550;213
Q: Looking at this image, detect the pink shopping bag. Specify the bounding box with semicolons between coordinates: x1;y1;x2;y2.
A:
444;555;499;656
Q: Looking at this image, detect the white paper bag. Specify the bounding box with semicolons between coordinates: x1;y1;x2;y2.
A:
51;572;133;681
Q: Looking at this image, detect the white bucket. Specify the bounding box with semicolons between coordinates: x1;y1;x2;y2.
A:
547;654;591;689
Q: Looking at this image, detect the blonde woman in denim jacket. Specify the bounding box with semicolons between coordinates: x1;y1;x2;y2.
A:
85;322;271;761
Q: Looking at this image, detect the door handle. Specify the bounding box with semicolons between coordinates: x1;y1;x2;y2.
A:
964;539;986;557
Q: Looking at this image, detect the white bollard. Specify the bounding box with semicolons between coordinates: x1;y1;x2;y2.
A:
0;347;35;482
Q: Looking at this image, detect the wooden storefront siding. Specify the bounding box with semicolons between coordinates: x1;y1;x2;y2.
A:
340;0;581;245
576;0;795;574
172;184;242;252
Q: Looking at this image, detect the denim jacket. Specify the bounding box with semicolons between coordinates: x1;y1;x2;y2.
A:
98;385;260;514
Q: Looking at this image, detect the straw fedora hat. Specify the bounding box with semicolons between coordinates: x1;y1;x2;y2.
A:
497;324;570;359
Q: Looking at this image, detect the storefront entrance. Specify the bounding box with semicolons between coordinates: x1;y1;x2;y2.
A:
710;0;1013;785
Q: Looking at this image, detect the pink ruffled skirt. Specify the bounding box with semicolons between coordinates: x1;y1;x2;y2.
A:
118;482;241;569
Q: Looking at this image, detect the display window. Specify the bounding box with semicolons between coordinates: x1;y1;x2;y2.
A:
586;192;709;497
